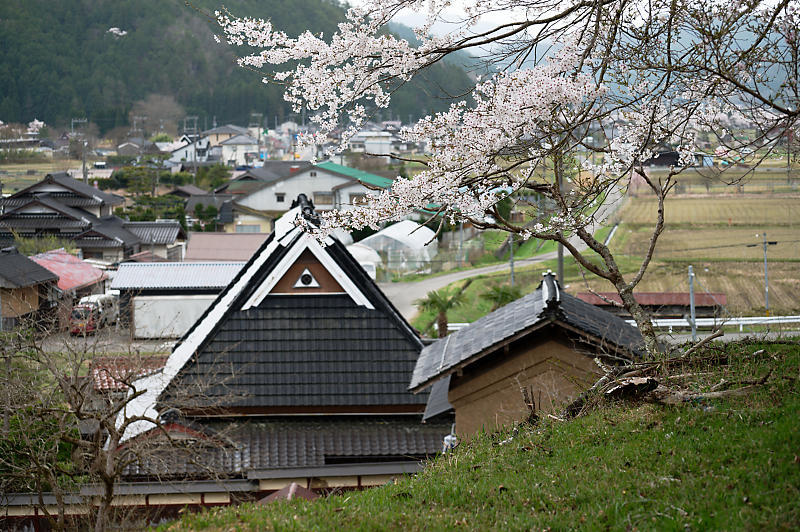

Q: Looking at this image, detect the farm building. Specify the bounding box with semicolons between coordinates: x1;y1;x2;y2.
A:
411;273;645;437
576;292;727;319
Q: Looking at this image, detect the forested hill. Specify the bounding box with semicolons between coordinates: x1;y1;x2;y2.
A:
0;0;473;133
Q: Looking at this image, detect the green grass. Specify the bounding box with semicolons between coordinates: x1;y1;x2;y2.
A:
163;340;800;531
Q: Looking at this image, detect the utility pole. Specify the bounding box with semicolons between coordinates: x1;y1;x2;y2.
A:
555;153;564;286
509;234;515;287
689;265;696;342
747;233;777;316
183;116;199;184
71;118;88;183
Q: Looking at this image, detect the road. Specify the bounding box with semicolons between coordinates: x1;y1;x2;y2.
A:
379;184;626;320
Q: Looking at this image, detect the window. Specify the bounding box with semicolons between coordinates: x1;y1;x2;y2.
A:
314;192;333;205
235;224;260;233
275;193;286;203
349;193;366;206
310;171;317;177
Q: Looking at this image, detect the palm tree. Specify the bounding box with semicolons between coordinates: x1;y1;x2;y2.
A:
480;284;522;311
415;280;472;338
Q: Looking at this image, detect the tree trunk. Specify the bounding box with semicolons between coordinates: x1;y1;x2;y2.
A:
437;312;448;338
615;283;659;357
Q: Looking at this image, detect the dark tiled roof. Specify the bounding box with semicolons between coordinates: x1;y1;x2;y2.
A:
0;194;97;225
410;274;645;391
422;376;453;421
125;417;449;478
185;194;234;213
165;294;427;410
202;124;250;136
1;172;122;207
48;172;124;205
0;247;58;288
88;216;143;247
124;221;186;245
238;161;313;183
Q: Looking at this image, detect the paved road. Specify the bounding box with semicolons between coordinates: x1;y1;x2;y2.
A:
41;327;174;354
379;184;626;321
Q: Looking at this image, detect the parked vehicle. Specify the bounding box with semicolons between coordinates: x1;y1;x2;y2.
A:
69;294;118;335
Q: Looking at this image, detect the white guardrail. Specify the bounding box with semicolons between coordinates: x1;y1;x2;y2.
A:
625;315;800;332
444;316;800;334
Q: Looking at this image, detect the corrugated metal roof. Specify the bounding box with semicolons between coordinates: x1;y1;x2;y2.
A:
30;248;107;292
125;418;449;478
111;262;244;290
184;232;268;261
577;292;727;307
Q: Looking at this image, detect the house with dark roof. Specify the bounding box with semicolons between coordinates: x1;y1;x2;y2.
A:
411;273;645;437
109;195;446;502
0;173;186;262
0;247;59;329
213;160;394;234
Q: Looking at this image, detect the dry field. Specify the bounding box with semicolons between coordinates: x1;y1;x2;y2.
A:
0;161;81;192
618;195;800;227
573;260;800;316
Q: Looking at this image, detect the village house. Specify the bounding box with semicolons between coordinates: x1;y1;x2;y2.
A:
0;247;59;330
0;172;185;262
213;160;394;233
411;273;645;437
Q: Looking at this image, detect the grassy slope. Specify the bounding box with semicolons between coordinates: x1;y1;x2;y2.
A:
164;340;800;531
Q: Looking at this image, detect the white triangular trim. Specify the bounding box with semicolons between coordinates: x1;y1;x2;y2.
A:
293;268;320;288
241;233;374;311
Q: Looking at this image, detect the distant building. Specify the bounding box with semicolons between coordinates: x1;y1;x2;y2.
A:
576;292;727;319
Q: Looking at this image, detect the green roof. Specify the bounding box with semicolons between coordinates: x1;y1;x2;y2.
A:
316;161;394;189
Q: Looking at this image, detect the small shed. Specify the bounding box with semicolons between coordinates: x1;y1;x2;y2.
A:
111;262;244;337
411;273;645;437
30;248;107;298
358;220;438;273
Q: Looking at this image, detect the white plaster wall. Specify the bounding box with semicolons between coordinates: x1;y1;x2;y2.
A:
239;169;351;212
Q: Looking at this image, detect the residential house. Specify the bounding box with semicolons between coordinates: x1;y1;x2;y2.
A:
214;160;393;233
0;173;185;262
202;124;251;147
167;136;214;165
0;247;59;330
220;134;260;167
411;273;645;437
576;292;727;319
164;184;208;199
109;195;445;504
123;220;187;260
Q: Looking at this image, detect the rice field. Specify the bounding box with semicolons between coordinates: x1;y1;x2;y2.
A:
606;190;800;315
617;195;800;227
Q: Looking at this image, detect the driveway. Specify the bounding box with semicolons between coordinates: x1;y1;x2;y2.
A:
41;327;174;355
379;184;626;321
